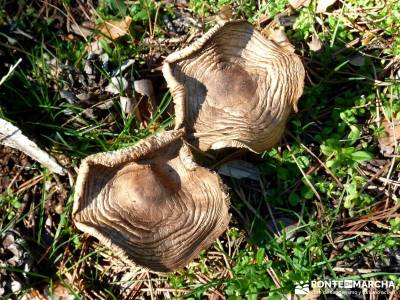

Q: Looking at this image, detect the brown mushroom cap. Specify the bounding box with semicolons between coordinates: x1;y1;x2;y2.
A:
72;130;230;272
163;20;305;153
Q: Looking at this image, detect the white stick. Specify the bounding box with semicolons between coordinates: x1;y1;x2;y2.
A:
0;58;22;86
0;118;66;175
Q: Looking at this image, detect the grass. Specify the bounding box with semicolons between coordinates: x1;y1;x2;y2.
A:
0;0;399;299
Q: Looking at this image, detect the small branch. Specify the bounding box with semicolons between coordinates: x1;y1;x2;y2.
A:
0;118;66;175
0;58;22;86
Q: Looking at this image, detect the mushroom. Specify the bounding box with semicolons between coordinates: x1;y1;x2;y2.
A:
72;130;230;272
163;20;305;153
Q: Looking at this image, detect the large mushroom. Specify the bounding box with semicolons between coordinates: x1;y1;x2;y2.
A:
72;130;230;272
163;20;305;153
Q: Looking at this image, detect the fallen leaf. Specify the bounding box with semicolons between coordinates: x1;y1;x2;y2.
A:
99;16;132;40
307;33;323;51
361;31;376;46
134;79;155;105
105;77;129;94
120;96;137;115
44;282;75;300
218;4;233;21
134;79;156;124
275;14;297;27
378;119;400;155
349;54;365;67
112;59;135;77
289;0;311;9
268;216;299;240
22;288;47;300
86;40;102;54
217;160;260;180
70;21;95;39
316;0;337;13
60;90;79;104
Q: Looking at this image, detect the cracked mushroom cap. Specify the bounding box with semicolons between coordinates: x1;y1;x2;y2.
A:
163;20;305;153
72;130;230;272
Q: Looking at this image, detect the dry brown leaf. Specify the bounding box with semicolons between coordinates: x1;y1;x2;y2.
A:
289;0;311;9
119;96;137;115
70;21;95;39
86;40;102;54
217;160;260;180
105;77;129;94
361;31;376;46
134;79;156;106
44;282;75;300
22;288;47;300
275;14;297;27
134;79;156;125
378;119;400;155
307;33;323;51
99;16;132;40
316;0;337;13
218;4;233;21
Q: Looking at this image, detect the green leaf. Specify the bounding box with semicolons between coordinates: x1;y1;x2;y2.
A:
326;159;335;168
277;167;289;180
256;248;265;265
132;9;148;21
12;200;21;209
99;38;112;55
320;144;333;156
301;185;314;200
321;138;340;156
297;156;310;168
348;125;361;144
351;151;373;162
289;193;300;206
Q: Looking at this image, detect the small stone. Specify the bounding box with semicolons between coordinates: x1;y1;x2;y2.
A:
11;280;22;293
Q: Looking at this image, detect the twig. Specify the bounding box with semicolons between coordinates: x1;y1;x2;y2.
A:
0;119;66;175
216;239;233;279
0;58;22;86
336;213;400;229
264;255;282;289
298;140;343;188
341;231;400;238
146;271;155;300
286;145;325;217
333;267;382;273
